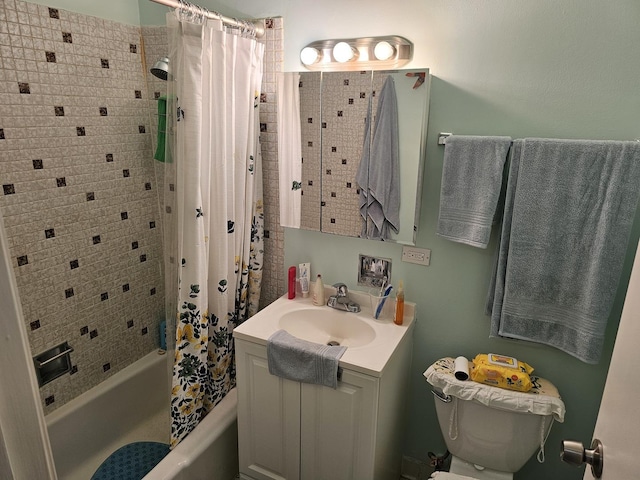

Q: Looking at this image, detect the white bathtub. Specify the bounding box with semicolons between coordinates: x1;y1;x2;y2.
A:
45;350;239;480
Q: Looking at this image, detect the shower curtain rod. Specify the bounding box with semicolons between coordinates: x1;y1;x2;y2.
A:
148;0;265;37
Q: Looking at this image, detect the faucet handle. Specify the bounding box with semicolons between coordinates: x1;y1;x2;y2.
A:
332;283;348;297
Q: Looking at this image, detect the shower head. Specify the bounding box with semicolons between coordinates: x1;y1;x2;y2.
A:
150;57;169;80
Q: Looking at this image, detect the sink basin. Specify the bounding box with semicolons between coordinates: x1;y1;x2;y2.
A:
279;308;376;348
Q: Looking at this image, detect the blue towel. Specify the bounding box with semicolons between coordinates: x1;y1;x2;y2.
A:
487;138;640;364
437;135;512;248
356;76;400;240
267;329;346;388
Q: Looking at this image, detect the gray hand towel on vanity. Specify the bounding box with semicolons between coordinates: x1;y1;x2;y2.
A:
487;138;640;364
267;329;346;389
437;135;512;248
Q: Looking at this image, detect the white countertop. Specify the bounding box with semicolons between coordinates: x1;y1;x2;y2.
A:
234;287;416;377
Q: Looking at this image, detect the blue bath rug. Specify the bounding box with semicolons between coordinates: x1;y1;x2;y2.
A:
91;441;170;480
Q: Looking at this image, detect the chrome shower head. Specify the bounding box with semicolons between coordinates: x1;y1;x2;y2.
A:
150;57;169;80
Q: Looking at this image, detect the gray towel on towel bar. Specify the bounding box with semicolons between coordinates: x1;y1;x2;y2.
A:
267;329;346;388
487;138;640;364
437;135;512;248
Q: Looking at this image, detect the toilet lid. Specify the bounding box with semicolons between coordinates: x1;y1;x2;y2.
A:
430;472;478;480
424;357;565;422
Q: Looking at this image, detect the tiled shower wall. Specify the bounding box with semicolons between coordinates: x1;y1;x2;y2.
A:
258;17;285;308
0;0;284;413
0;0;162;413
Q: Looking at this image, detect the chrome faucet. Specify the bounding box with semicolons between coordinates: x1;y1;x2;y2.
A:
327;283;361;313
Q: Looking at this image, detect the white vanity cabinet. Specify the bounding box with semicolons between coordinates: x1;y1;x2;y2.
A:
236;324;413;480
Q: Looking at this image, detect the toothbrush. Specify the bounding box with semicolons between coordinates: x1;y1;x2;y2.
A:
378;276;387;297
375;284;393;319
376;275;388;310
375;276;387;316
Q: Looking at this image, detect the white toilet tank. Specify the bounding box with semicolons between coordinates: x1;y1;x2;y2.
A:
424;358;565;475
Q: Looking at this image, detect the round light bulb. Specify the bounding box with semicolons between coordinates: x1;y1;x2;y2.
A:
300;47;320;65
333;41;355;63
374;41;395;61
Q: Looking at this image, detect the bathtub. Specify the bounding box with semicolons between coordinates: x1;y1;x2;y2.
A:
45;350;239;480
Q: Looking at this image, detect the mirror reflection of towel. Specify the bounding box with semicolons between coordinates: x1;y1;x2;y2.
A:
356;76;400;240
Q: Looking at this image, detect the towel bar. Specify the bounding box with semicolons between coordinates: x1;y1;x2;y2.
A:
438;132;640;146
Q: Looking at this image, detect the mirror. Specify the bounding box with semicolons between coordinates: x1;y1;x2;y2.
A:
297;69;430;244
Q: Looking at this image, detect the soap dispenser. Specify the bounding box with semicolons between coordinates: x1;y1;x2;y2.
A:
394;280;404;325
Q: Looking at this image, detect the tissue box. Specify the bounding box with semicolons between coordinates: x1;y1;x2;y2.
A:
470;353;534;392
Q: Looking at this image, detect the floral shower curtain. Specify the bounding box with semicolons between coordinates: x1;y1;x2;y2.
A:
164;10;264;448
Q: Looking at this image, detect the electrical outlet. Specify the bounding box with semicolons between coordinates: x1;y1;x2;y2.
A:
401;246;431;266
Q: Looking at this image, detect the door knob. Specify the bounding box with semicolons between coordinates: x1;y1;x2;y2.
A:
561;438;603;478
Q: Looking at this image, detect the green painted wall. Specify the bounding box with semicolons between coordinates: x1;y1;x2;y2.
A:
272;1;640;479
75;0;640;478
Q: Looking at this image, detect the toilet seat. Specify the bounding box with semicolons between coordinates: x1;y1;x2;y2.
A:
430;472;478;480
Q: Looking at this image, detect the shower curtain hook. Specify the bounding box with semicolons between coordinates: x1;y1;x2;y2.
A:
200;5;210;23
187;2;197;24
196;4;204;23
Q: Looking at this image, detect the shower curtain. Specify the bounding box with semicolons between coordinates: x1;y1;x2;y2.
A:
164;11;265;448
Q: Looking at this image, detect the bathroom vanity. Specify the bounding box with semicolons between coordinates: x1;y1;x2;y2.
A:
234;290;415;480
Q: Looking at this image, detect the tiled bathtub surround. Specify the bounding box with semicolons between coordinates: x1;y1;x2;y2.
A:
0;0;163;413
0;1;285;413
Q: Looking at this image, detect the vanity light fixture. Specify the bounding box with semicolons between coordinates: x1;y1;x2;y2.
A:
299;35;412;71
332;41;357;63
373;41;395;61
300;46;321;66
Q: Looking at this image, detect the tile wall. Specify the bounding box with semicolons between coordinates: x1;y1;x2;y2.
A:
299;71;384;238
299;71;321;231
0;0;162;413
0;0;284;413
258;17;285;308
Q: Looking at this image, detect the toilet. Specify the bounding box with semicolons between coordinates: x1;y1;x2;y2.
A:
423;357;566;480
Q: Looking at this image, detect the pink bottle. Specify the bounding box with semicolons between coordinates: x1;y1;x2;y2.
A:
288;266;296;299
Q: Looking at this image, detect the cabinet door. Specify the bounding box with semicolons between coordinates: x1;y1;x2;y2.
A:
300;369;378;480
236;340;301;480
